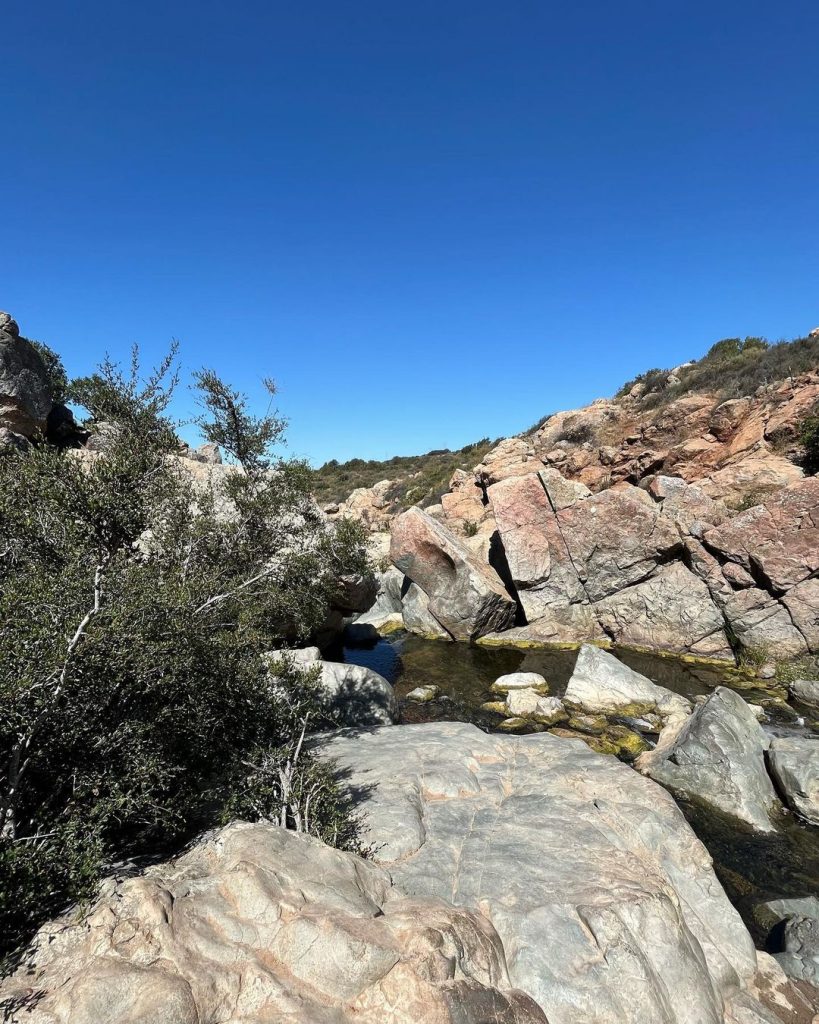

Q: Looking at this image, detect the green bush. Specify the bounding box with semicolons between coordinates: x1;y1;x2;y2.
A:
615;334;819;410
23;338;69;405
799;411;819;474
0;349;372;965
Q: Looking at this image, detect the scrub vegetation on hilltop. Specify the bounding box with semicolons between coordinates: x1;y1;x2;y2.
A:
617;332;819;406
313;437;498;510
315;332;819;501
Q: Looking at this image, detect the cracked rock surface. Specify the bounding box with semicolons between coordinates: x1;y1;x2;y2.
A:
318;721;781;1024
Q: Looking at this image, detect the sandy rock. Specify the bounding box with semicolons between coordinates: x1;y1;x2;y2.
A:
318;722;770;1024
767;738;819;826
0;823;545;1024
710;398;754;442
391;507;516;640
698;456;805;507
640;687;780;832
475;437;542;485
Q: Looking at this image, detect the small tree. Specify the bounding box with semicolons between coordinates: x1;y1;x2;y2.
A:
0;349;372;964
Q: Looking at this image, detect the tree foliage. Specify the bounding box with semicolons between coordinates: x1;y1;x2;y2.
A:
0;350;372;965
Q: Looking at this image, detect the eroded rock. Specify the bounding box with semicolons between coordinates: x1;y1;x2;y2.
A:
0;823;545;1024
318;722;773;1024
640;687;781;833
391;507;516;640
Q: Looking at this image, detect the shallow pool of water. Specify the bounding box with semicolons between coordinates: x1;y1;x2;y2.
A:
340;632;819;946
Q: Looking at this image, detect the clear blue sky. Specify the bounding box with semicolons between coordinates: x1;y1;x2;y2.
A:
3;2;818;465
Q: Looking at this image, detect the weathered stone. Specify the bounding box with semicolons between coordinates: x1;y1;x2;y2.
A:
776;914;819;988
491;671;549;694
721;588;808;658
475;437;542;485
723;561;756;589
710;398;754;442
482;605;607;646
355;565;405;628
505;689;566;725
401;581;452;639
594;562;734;659
0;822;545;1024
537;467;591;510
564;644;692;724
405;684;440;703
767;737;819;827
488;472;587;620
0;313;52;437
704;478;819;592
0;426;30;451
391;507;516;640
269;651;396;726
640;687;780;832
781;578;819;651
789;679;819;708
318;722;770;1024
556;486;681;602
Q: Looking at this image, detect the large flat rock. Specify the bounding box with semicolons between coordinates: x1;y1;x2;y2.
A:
318;722;767;1024
0;823;545;1024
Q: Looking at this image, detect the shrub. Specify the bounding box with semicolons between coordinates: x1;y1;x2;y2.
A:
0;348;372;965
23;338;69;405
555;419;597;445
463;519;478;537
313;437;497;510
799;411;819;474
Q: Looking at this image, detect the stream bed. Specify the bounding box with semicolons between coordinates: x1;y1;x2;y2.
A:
340;631;819;947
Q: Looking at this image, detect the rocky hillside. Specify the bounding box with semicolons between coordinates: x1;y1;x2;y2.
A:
324;331;819;530
341;331;819;666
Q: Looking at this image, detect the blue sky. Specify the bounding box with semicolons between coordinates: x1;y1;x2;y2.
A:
3;2;818;465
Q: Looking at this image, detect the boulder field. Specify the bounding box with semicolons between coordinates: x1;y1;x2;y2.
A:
2;724;813;1024
357;470;819;663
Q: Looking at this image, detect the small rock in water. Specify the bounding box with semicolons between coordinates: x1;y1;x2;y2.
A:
748;703;766;721
491;671;549;694
497;716;542;733
405;684;440;703
567;713;607;735
480;700;508;715
790;679;819;708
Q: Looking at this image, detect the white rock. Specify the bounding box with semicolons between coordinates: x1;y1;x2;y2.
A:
491;671;549;694
318;722;770;1024
564;644;691;725
0;823;545;1024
